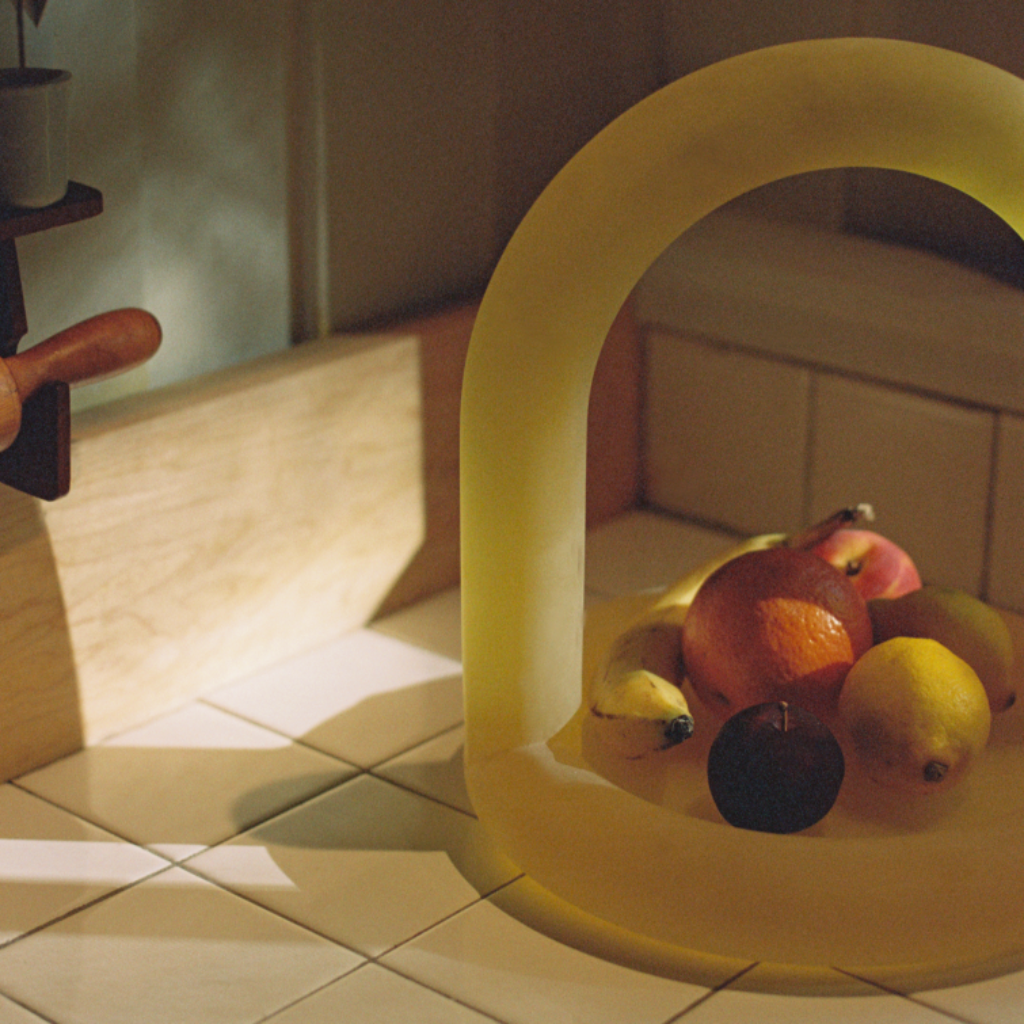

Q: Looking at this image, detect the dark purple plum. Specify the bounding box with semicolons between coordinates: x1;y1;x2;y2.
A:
707;701;844;834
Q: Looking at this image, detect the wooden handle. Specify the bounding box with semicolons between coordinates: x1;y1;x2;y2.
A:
5;308;162;401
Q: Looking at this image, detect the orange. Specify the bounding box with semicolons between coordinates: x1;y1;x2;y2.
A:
681;546;873;720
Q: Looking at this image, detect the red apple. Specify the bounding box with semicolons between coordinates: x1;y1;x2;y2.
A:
812;528;921;601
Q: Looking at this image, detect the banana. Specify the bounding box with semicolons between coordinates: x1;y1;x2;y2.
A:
587;623;694;759
586;504;874;758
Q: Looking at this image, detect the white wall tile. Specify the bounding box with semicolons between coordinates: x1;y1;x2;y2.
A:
987;414;1024;611
810;374;995;593
644;331;810;535
638;212;1024;417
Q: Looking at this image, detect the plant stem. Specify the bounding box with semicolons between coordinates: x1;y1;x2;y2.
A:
16;0;26;68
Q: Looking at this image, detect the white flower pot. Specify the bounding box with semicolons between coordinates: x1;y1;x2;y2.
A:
0;67;70;209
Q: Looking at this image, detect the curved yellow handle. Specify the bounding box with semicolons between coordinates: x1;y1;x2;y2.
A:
461;39;1024;761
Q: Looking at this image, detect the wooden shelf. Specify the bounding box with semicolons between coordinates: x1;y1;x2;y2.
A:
0;182;103;241
0;182;103;499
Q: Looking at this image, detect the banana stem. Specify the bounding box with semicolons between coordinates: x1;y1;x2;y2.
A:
785;504;875;551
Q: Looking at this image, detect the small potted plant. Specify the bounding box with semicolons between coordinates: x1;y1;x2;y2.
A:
0;0;70;209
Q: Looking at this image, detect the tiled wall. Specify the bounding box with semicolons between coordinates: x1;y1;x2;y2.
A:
637;2;1024;612
637;217;1024;614
642;329;1006;597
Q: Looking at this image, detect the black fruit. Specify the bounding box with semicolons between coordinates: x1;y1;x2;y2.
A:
707;701;845;834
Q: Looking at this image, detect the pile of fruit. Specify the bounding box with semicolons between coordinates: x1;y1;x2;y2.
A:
587;506;1017;834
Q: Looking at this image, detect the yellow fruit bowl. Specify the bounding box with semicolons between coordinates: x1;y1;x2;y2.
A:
460;38;1024;990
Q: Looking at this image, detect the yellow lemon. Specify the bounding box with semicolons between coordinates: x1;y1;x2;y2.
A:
838;636;991;795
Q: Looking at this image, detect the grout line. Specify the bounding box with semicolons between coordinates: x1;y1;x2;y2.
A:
834;969;982;1024
170;857;371;959
802;369;819;527
627;506;747;544
12;758;358;866
363;771;479;821
0;991;61;1024
662;962;760;1020
361;720;468;773
899;995;992;1024
7;778;171;857
193;696;357;761
979;411;1002;601
367;961;512;1024
369;873;526;969
195;693;467;777
0;860;179;954
644;321;1013;417
254;959;365;1024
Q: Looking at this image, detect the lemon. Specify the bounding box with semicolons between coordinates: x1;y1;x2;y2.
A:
838;636;991;795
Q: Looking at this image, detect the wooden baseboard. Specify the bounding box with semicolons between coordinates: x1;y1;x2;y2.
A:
0;298;641;781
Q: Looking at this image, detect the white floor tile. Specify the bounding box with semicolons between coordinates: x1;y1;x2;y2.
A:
374;725;473;815
3;507;1015;1022
17;703;353;858
267;963;495;1023
0;785;165;945
187;774;519;957
0;994;48;1023
898;969;1024;1024
0;867;362;1024
206;629;464;766
382;897;708;1024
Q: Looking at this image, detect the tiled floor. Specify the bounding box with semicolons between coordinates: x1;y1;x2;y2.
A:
0;510;1021;1022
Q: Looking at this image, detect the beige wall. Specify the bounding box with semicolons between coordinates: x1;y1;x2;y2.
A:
661;0;1024;284
4;1;1023;408
298;0;661;334
3;0;292;403
5;0;659;402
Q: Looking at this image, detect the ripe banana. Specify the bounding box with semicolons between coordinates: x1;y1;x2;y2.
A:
586;504;874;758
587;623;694;759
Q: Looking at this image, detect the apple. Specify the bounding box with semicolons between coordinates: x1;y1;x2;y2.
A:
707;701;845;833
812;528;921;601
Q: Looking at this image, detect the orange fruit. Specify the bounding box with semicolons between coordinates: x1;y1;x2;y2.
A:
681;546;873;720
